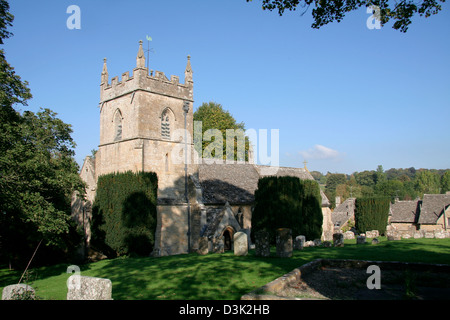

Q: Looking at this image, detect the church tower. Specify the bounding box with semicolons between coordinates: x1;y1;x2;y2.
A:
96;41;195;198
95;41;197;255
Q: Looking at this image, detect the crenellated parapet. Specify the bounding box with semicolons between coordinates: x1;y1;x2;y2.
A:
100;41;193;104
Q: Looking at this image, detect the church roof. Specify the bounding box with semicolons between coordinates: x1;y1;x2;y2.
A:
198;163;259;204
197;163;330;206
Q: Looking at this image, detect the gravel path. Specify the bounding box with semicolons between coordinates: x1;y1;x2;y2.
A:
277;267;450;300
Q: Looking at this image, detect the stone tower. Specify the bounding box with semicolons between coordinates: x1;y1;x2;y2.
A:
97;41;195;196
95;41;197;255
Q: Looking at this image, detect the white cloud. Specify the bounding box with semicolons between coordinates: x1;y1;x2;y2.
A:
298;145;341;160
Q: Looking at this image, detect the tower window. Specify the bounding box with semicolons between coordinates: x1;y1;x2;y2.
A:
114;110;123;141
161;109;171;139
165;153;169;172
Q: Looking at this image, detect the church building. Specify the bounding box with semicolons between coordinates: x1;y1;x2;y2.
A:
72;41;333;257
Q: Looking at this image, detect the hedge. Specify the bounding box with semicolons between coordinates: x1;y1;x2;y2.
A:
354;197;390;234
91;171;158;257
252;176;323;242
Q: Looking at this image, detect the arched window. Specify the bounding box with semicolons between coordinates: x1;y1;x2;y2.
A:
161;109;171;140
113;109;123;141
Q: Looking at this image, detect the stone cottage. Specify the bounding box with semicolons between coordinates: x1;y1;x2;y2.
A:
387;193;450;238
72;41;333;257
331;197;355;231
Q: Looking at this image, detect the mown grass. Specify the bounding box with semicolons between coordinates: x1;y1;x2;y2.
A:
1;238;449;300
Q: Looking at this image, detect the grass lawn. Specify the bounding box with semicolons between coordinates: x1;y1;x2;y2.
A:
1;237;450;300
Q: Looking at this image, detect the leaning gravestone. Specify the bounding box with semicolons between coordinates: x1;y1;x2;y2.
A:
198;236;209;255
294;235;305;250
276;228;293;258
2;284;35;300
356;235;366;244
255;230;270;257
234;231;248;256
67;275;112;300
333;233;344;247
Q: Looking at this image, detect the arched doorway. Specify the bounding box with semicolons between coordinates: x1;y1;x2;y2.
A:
222;227;234;251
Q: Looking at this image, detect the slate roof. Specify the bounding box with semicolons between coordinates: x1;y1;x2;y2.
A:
198;163;259;204
197;163;330;206
418;194;450;225
332;198;355;227
390;200;420;223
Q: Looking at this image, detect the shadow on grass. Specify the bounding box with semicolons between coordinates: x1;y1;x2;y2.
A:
1;238;449;300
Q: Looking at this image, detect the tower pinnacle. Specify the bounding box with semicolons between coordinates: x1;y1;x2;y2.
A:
184;55;193;85
101;58;108;85
136;40;146;69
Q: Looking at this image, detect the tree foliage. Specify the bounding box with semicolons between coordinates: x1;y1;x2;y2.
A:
91;171;158;257
414;170;441;195
0;1;84;268
329;166;449;206
193;101;250;161
252;176;323;242
441;171;450;194
246;0;445;32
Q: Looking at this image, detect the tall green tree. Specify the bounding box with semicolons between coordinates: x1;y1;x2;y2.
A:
193;101;250;162
374;165;387;185
414;170;440;196
324;173;347;208
246;0;445;32
0;0;84;267
441;170;450;194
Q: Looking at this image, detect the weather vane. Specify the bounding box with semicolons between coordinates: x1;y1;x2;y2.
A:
145;35;154;70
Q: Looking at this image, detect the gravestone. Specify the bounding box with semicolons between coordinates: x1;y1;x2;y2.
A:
276;228;292;258
198;236;209;255
343;231;355;240
294;235;306;250
323;241;332;247
333;233;344;247
67;275;112;300
313;239;322;247
2;284;35;300
255;230;270;257
371;238;380;244
304;240;315;247
234;231;248;256
356;235;366;244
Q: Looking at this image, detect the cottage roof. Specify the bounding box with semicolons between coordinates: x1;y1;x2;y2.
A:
390;200;420;223
418;194;450;225
331;198;355;226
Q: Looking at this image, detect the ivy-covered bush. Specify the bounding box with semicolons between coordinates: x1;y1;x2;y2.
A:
252;176;323;242
91;171;158;257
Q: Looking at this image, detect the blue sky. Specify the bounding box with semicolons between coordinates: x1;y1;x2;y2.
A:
4;0;450;174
